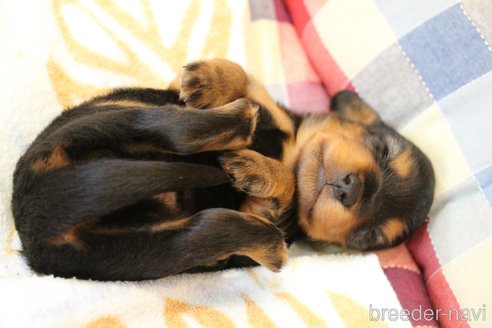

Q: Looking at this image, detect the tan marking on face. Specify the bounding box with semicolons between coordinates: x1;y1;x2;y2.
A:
296;131;378;218
299;200;362;245
284;115;365;169
389;148;413;178
381;218;406;243
32;146;71;173
293;117;378;245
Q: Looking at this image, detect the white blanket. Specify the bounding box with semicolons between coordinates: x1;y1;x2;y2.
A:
0;250;408;328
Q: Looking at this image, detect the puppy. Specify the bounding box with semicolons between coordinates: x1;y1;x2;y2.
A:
12;59;434;280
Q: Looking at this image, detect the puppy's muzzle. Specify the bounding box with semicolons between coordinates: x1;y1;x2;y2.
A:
330;173;360;207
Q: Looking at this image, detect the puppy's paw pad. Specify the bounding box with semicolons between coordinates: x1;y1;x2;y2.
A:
180;59;248;109
179;61;213;108
219;150;266;194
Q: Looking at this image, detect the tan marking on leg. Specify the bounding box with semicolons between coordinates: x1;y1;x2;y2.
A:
150;217;191;232
237;240;287;272
89;217;193;235
92;99;156;109
381;218;406;243
47;217;99;249
32;146;71;173
389;148;413;178
197;130;251;152
153;192;178;208
195;99;258;152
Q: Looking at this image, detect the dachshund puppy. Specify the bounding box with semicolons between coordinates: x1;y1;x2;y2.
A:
12;59;434;280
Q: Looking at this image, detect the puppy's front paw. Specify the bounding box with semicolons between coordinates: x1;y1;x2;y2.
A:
219;150;268;195
180;59;248;109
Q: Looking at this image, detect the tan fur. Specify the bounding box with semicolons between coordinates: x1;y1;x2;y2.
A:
92;99;155;109
381;218;406;243
237;241;287;272
195;99;257;152
220;149;295;220
197;130;250;152
150;217;192;232
153;192;178;209
31;146;71;173
246;75;295;140
390;148;413;178
180;58;248;109
283;115;365;169
298;198;362;245
292;115;380;245
48;217;99;249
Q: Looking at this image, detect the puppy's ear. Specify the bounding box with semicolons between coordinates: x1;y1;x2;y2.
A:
346;218;408;250
330;91;380;126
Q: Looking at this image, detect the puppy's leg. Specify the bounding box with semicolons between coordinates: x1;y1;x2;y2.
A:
26;99;257;173
40;208;287;280
176;58;249;109
219;150;295;222
172;59;295;142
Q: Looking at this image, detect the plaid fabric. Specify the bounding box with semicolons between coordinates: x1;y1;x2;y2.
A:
246;0;329;114
284;0;492;327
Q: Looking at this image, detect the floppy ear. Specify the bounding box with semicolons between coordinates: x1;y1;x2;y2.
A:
330;91;380;125
346;218;408;250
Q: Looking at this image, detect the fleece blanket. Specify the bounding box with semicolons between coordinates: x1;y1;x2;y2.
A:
1;0;434;327
0;251;408;328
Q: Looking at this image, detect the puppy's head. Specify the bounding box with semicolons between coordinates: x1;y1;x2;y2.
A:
295;91;434;250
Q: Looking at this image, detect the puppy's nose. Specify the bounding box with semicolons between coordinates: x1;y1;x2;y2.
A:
332;174;360;207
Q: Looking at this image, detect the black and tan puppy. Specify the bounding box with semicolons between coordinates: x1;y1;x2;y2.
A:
12;59;434;281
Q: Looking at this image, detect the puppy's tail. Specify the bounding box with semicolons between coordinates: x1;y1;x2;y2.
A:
19;159;228;234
